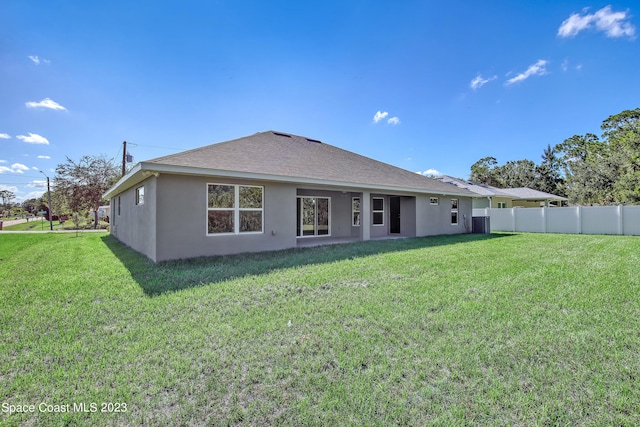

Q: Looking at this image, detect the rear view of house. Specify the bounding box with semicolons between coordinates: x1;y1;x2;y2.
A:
104;131;475;262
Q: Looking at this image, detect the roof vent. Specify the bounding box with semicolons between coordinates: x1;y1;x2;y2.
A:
305;138;322;143
272;132;292;138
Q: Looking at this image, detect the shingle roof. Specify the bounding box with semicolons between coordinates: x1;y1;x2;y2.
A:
436;175;566;201
501;187;567;201
142;131;473;195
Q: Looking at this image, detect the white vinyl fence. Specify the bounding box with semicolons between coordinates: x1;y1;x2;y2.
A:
473;206;640;236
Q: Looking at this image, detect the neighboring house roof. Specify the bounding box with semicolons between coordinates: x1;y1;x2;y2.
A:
104;131;475;199
436;175;567;201
502;187;567;201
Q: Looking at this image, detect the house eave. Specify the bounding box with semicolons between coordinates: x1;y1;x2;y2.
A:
103;162;476;199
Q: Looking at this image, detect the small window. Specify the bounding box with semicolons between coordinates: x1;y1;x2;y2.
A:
135;186;145;205
352;197;361;226
430;197;439;205
451;199;459;225
497;202;506;208
373;197;384;226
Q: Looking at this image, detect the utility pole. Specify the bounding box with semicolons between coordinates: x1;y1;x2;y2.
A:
40;171;53;231
122;140;127;177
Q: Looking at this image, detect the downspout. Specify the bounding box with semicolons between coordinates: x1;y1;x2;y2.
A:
487;196;492;209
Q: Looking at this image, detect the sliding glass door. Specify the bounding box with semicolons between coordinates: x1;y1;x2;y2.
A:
297;196;330;237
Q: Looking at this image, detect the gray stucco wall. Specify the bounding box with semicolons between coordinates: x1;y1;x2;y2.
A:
110;176;157;260
154;175;297;261
416;195;473;236
296;189;357;239
399;196;417;237
109;173;474;261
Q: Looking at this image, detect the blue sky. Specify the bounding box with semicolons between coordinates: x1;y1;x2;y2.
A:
1;1;638;202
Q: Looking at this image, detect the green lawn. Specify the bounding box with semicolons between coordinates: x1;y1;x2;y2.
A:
1;232;639;426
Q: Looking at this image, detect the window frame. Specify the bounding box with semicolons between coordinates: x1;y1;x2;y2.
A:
206;183;264;235
352;197;361;227
296;196;331;238
451;198;459;225
135;185;145;205
430;197;439;205
372;197;385;226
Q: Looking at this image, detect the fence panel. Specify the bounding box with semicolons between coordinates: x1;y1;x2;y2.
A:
581;206;619;235
515;208;545;233
485;208;514;232
546;207;580;234
623;206;640;235
482;206;640;236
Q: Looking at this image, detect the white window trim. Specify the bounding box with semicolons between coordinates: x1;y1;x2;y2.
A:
372;197;385;226
352;197;361;227
135;186;145;206
451;198;459;225
297;196;331;238
207;183;264;236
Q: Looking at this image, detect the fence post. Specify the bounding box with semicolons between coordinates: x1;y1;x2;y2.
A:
577;206;582;234
543;207;547;233
618;205;624;235
511;208;516;232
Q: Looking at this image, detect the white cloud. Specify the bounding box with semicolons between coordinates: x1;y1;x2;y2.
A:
37;155;51;159
505;59;549;85
16;133;50;145
25;98;67;111
0;163;30;174
416;169;442;177
27;180;47;188
0;185;19;193
28;55;50;65
0;133;10;139
12;163;29;172
558;6;636;39
387;116;400;125
470;74;497;90
373;111;389;123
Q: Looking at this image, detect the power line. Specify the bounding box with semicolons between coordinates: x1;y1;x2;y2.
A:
128;142;184;151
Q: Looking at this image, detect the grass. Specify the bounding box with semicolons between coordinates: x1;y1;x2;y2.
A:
1;232;639;426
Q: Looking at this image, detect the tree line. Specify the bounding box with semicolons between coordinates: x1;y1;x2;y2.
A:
470;108;640;205
2;155;120;228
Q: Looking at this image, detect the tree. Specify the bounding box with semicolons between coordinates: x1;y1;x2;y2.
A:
0;189;16;216
54;155;120;228
470;156;501;186
602;108;640;203
497;159;537;188
555;133;619;205
536;144;564;196
21;198;38;214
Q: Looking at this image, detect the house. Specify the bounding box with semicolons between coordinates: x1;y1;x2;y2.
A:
103;131;476;262
436;176;567;210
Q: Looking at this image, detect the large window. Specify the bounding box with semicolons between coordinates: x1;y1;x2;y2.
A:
352;197;361;226
373;197;384;226
297;196;330;237
207;184;263;235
